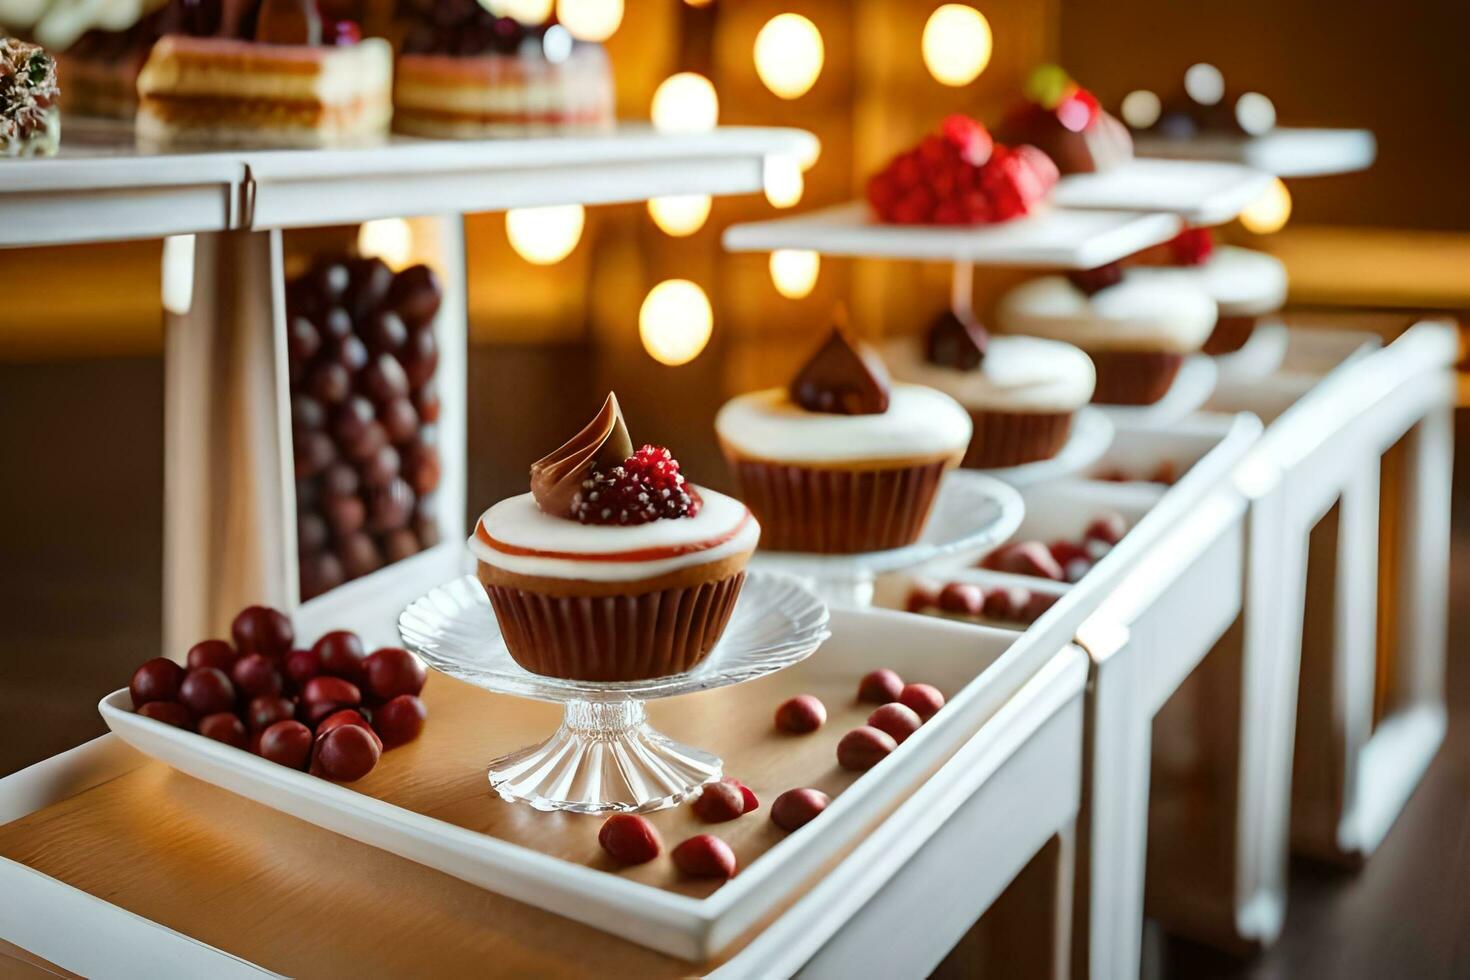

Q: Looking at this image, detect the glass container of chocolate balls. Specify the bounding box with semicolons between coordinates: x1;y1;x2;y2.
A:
287;248;447;601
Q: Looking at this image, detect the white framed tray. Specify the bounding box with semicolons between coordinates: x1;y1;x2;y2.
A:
94;604;1048;963
1096;355;1217;429
1052;158;1273;227
1133;127;1377;178
722;201;1182;269
977;407;1114;488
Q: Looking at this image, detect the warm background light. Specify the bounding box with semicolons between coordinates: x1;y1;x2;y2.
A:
922;4;993;87
160;235;195;317
647;195;713;237
357;218;414;271
651;72;719;133
769;249;820;299
1240;178;1293;234
1235;92;1277;135
764;155;804;209
505;204;586;264
639;280;713;365
754;13;825;100
1184;62;1225;106
1120;90;1161;130
485;0;553;25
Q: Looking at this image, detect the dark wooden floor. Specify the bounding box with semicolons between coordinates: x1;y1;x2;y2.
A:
1;351;1467;977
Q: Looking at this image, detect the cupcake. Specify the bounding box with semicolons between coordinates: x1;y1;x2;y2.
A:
995;263;1216;405
993;65;1133;175
1131;229;1287;355
885;310;1096;468
716;324;972;553
469;393;759;682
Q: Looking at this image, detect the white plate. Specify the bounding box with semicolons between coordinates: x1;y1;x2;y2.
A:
1133;127;1377;179
1096;356;1217;429
1212;320;1289;383
97;606;1034;962
1052;158;1273;227
977;407;1114;488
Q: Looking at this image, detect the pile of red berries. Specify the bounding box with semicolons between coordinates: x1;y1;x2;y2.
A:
572;445;702;526
866;115;1059;225
127;605;428;783
905;581;1059;627
980;512;1128;584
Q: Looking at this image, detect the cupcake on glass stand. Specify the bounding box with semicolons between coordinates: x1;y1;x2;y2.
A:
401;393;830;813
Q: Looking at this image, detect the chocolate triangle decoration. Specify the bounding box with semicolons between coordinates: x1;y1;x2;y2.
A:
530;392;633;517
790;319;892;415
925;310;989;371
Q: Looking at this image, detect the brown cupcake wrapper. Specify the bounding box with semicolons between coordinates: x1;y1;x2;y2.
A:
727;456;953;553
1087;350;1184;405
483;571;746;681
1202;314;1260;356
961;409;1074;469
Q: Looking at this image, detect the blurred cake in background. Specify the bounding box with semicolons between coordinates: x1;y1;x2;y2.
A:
1;36;60;156
393;1;613;137
994;65;1132;175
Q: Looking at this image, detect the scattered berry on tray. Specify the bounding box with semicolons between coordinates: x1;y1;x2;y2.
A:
122;606;429;784
722;777;759;814
672;835;738;879
904;583;1058;627
1093;461;1180;486
899;684;945;722
774;694;827;734
857;668;905;705
771;788;829;831
598;813;662;866
867;703;923;745
691;781;747;823
982;541;1064;580
837;726;898;771
979;512;1128;583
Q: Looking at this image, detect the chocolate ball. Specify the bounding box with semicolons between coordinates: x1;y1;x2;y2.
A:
360;353;410;405
367;478;415;534
412;380;441;423
382;527;420;562
322;492;366;536
401;328;438;390
286;315;321;364
320;460;360;498
336;532;382;578
401;443;442;497
325;334;368;374
379;397;419;445
291;393;325;434
361;444;401;488
386;264;442;326
412;512;441;548
299;551;345;600
297;512;329;553
330;396;377;447
344;421;389;462
362;310;408;357
310;261;350;304
346;257;393;320
293;431;335;479
306;362;351;405
316;306;353;342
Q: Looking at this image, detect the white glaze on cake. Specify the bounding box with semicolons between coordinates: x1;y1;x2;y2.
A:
882;335;1096;413
715;382;972;464
996;272;1217;353
1130;245;1287;316
469;486;758;581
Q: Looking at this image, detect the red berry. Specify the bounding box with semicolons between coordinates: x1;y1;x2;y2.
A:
771;788;829;831
312;630;367;680
283;647;323;688
302;675;362;709
373;695;427;749
198;712;248;749
722;777;759;814
1023;590;1058;623
982;541;1065;581
857;668;904;704
774;694;826;734
313;724;380;781
137;701;191;728
572;446;701;526
1085;512;1127;546
672;835;737;879
691;781;745;823
837;726;897;771
899;683;945;721
868;702;923;744
363;647;427;701
246;695;296;732
937;582;984;616
258;720;312;769
231;653;284;699
179;667;235;716
904;586;937;614
984;586;1032;622
231;606;294;658
186;639;236;673
130;658;184;708
598;813;661;865
316;709;383;752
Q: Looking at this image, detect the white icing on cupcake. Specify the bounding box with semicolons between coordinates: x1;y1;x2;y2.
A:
996;272;1217;353
883;335;1095;413
715;382;972;464
469;486;758;582
1129;245;1287;317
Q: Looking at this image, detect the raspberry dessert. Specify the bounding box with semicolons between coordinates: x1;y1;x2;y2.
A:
993;65;1132;175
884;309;1095;469
1130;228;1287;355
716;321;972;552
470;393;759;681
866;114;1059;225
394;7;613;137
1;38;60;158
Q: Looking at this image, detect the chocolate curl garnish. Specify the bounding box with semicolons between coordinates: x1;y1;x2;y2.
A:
925;310;989;371
530;392;633;518
1067;262;1124;296
790;317;892;415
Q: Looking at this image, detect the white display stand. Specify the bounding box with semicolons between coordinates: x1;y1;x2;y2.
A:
1051;158;1273;227
1133;127;1377;179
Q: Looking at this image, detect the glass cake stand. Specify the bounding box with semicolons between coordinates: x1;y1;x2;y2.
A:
976;407;1114;489
749;470;1025;607
398;571;830;814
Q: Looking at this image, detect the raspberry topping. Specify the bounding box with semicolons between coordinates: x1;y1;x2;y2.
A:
572;445;702;525
1168;228;1215;266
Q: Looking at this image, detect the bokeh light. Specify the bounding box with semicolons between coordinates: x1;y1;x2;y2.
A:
357;218;414;271
1184;63;1225;106
754;14;825;99
1235;92;1277;135
651;72;719;133
1239;178;1292;235
505;204;586;264
922;5;992;87
640;280;713;365
161;235;196;316
648;195;713;237
484;0;553;25
1120;90;1161;130
556;0;622;41
764;154;804;209
769;250;820;299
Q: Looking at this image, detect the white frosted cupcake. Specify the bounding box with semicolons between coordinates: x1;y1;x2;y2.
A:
885;311;1095;468
716;326;971;553
996;266;1216;405
1131;231;1287;355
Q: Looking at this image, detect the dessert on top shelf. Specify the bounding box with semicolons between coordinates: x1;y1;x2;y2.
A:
993;65;1132;176
470;393;759;682
716;319;972;553
0;37;59;157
